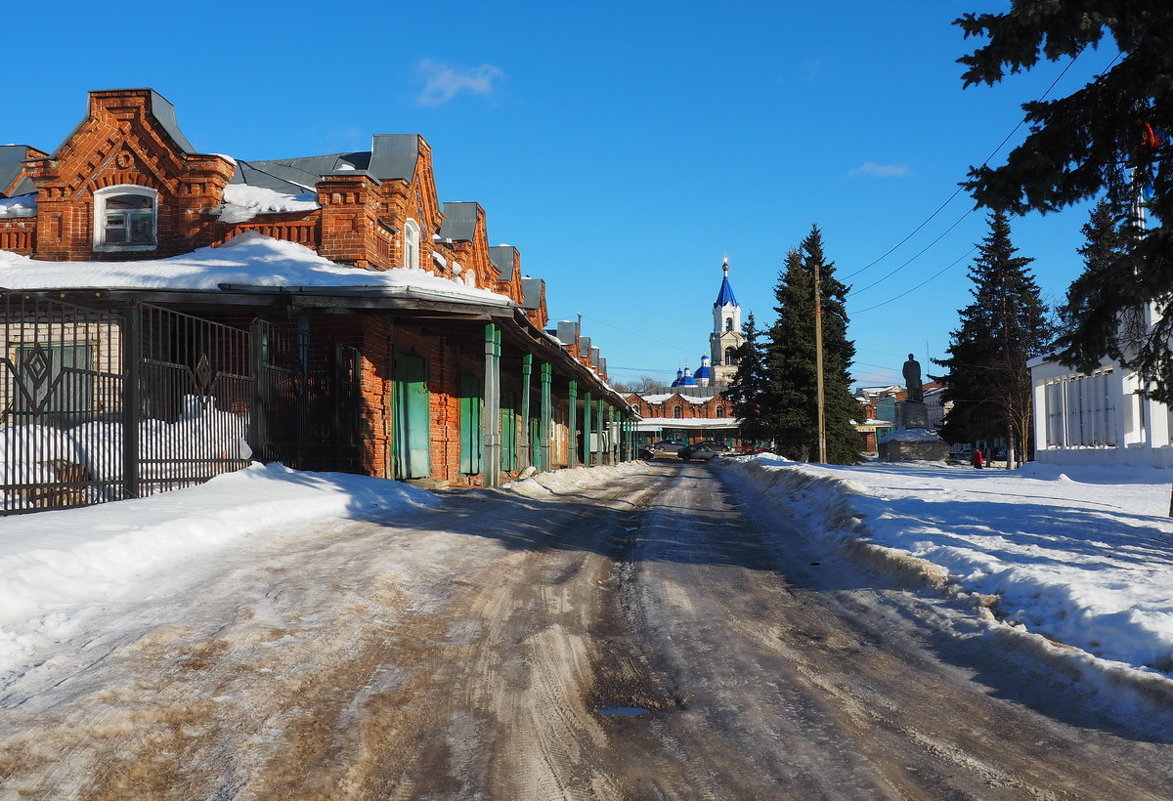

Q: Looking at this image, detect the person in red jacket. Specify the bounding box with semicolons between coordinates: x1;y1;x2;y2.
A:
971;448;985;469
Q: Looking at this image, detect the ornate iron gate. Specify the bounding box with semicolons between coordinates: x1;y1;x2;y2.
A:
1;293;363;515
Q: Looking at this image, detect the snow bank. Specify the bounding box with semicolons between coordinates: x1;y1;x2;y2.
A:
726;455;1173;680
0;463;436;673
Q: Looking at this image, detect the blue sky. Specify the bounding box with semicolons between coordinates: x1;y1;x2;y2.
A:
6;1;1112;389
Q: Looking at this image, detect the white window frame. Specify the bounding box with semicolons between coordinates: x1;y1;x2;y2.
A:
93;185;158;252
404;218;421;269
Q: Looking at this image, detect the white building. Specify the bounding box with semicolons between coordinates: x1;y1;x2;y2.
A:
1029;303;1173;467
1029;356;1173;467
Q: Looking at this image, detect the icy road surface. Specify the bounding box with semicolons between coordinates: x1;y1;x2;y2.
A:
1;459;1171;799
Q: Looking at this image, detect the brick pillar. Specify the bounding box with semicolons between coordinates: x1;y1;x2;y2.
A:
317;171;381;268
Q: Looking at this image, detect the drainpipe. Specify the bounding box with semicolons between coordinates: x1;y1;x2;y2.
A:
484;323;501;487
567;380;578;468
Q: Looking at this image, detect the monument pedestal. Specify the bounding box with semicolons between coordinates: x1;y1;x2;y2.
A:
879;401;950;462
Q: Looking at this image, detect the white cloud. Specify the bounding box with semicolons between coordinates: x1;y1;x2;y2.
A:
850;161;912;178
415;59;505;107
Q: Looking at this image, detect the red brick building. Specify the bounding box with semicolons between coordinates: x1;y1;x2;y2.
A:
0;88;632;489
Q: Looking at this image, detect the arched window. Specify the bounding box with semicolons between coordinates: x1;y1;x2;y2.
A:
725;317;733;332
404;218;421;269
716;405;725;418
725;346;738;366
673;405;682;419
94;185;157;251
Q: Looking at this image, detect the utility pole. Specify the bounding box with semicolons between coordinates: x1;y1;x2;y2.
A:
814;258;827;463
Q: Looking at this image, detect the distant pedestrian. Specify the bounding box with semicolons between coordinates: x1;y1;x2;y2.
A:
971;448;984;469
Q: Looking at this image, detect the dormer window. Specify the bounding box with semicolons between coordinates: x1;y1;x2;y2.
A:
404;218;420;269
94;186;157;252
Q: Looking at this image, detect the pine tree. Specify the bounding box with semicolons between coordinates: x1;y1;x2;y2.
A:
956;3;1173;400
724;312;770;445
763;226;861;463
934;211;1054;464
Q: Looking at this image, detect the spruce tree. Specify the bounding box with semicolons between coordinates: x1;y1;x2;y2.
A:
1056;200;1137;372
763;226;861;463
934;211;1054;464
956;3;1173;400
724;312;770;445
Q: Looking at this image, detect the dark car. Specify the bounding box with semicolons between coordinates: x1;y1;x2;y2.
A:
677;443;719;461
637;443;656;460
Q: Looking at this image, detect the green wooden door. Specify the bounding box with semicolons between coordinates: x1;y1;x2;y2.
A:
393;351;430;479
501;391;517;473
460;371;483;475
530;415;542;468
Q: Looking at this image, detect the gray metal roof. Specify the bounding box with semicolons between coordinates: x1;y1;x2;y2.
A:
490;245;518;281
439;201;480;241
231;153;370;193
555;321;578;346
0;145;31;197
521;277;544;310
232;135;421;194
146;90;196;154
368;134;419;181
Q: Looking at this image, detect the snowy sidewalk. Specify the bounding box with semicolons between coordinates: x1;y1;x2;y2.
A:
726;455;1173;681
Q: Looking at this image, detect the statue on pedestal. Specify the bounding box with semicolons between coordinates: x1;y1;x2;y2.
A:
902;353;923;404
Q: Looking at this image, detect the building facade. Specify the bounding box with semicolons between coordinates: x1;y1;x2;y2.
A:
0;88;634;497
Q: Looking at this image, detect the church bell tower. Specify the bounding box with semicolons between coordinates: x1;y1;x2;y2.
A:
710;257;744;386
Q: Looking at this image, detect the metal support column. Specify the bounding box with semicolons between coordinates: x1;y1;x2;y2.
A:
596;399;606;465
582;391;592;467
540;362;552;471
121;303;141;500
520;353;533;470
484;323;501;487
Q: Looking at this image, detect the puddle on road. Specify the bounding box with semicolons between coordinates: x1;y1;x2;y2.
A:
597;704;651;717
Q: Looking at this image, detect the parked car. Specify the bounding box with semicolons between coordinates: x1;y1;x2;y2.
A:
654;440;685;454
638;443;656;460
677;442;719;461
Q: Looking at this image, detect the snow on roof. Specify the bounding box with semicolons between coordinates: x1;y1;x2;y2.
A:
633;417;740;429
640;393;713;404
216;184;319;224
0;232;512;306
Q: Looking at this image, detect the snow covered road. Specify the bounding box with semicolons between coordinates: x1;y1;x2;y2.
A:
0;459;1171;799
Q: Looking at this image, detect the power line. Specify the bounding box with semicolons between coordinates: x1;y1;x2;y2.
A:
852;246;977;315
571;313;696;357
848;208;975;297
843;46;1093;284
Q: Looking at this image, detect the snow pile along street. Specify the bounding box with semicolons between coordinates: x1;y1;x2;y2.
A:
0;463;437;681
727;455;1173;684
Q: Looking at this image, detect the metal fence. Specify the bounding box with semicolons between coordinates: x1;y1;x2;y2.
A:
1;292;362;515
